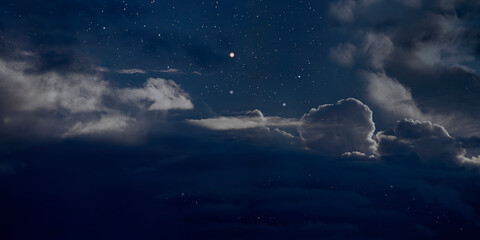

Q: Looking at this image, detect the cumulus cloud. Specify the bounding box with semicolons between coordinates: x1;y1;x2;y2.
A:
188;99;379;156
376;119;480;167
298;98;376;156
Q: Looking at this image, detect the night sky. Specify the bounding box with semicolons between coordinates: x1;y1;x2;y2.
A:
1;1;480;239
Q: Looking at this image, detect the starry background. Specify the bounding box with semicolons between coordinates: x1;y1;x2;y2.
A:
1;1;480;240
1;0;354;116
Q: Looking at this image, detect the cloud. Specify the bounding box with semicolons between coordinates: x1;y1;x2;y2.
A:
62;114;133;137
362;71;423;120
298;98;376;156
0;162;15;176
154;68;183;74
189;98;378;156
0;59;108;113
376;119;480;167
329;43;357;67
186;97;480;163
361;33;394;70
329;1;480;138
187;110;299;131
99;67;186;75
361;70;480;137
116;69;147;74
408;13;474;69
186;110;301;147
0;56;194;138
4;136;480;239
119;78;194;111
329;0;357;23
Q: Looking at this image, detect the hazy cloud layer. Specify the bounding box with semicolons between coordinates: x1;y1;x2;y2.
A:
3;134;480;239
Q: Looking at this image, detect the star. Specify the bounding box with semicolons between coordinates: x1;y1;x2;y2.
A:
229;52;235;58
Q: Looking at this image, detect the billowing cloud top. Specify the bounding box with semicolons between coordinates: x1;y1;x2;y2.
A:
298;98;376;156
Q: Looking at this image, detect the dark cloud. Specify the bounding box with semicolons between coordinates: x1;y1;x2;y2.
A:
1;137;480;240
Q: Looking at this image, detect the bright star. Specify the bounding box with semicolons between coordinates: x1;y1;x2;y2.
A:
229;52;235;58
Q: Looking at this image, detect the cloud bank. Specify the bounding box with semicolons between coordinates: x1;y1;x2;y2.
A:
188;98;480;167
0;54;193;138
329;0;480;138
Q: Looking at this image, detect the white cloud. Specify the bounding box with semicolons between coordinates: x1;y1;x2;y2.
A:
298;98;377;156
119;78;194;111
116;69;147;74
0;162;15;176
187;109;299;130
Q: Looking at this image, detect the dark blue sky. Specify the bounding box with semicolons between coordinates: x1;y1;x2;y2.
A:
1;1;480;240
